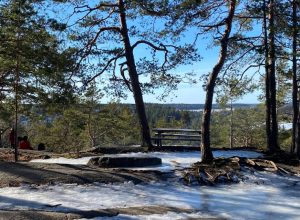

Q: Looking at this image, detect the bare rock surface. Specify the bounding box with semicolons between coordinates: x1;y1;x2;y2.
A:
88;156;162;167
0;161;169;187
0;206;206;220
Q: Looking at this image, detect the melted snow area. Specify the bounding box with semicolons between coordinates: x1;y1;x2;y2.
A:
30;150;262;171
2;150;300;219
0;173;299;220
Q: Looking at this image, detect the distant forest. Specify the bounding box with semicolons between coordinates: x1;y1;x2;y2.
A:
125;103;258;111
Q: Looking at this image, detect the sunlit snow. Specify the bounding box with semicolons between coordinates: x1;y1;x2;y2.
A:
0;171;299;219
3;150;299;219
30;150;263;171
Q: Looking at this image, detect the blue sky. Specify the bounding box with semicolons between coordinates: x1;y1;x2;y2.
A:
102;7;262;105
118;71;261;104
49;1;262;105
105;45;261;104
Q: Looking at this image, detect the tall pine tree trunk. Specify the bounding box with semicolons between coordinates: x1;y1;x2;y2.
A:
292;0;298;154
293;0;300;158
14;0;22;162
200;0;236;163
263;0;272;151
268;0;279;152
263;0;279;153
118;0;153;150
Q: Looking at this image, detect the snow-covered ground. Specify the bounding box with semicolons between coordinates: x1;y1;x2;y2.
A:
4;150;300;219
0;170;299;219
30;150;263;171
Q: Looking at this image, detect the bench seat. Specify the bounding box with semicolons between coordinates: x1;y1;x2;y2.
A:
152;128;201;147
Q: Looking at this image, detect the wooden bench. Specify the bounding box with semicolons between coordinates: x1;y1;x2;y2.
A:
152;128;201;147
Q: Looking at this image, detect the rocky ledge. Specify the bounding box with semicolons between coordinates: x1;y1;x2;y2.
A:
182;157;298;186
88;156;162;168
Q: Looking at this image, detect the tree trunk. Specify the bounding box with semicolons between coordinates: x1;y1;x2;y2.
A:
292;0;299;155
87;111;96;148
118;0;153;150
200;0;236;163
14;57;19;162
263;0;272;151
293;0;300;158
268;0;279;152
229;98;233;149
14;1;21;162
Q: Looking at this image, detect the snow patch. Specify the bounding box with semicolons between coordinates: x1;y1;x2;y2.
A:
30;150;263;172
0;172;299;219
30;157;93;165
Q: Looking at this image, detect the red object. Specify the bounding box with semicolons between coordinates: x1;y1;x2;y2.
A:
19;140;33;150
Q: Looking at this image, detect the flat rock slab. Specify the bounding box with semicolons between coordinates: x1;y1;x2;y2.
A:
0;161;169;187
0;210;117;220
88;156;162;168
0;206;196;220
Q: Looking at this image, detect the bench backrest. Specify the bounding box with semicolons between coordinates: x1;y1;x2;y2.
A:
152;128;201;147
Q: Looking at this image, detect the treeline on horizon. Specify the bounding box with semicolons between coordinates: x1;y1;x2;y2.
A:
138;103;258;111
0;101;292;153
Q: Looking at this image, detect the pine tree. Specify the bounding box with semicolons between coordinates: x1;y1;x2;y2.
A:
56;0;198;149
0;0;76;160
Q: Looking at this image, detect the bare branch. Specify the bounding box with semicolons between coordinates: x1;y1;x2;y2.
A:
222;46;259;77
120;65;132;92
85;53;125;84
132;40;171;71
199;18;226;30
132;40;168;51
74;26;122;76
240;63;263;80
69;6;116;27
